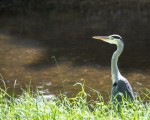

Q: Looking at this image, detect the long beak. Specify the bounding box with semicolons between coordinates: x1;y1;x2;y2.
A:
92;36;108;42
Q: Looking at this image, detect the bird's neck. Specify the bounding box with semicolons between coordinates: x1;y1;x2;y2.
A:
111;41;124;84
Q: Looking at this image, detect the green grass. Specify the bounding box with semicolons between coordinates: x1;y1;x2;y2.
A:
0;80;149;120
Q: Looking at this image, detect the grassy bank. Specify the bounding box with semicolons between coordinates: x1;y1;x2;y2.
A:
0;82;149;120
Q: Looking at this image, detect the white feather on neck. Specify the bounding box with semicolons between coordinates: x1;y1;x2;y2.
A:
111;39;124;84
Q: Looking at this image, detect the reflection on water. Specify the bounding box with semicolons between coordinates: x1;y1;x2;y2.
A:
0;32;150;101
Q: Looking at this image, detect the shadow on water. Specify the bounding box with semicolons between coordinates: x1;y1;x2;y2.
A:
0;2;150;101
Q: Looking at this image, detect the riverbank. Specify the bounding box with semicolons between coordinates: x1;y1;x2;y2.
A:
0;81;149;120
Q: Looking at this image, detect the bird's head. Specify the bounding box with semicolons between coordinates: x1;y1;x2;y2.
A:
92;34;123;45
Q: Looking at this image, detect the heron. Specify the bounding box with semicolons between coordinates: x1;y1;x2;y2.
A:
92;34;134;101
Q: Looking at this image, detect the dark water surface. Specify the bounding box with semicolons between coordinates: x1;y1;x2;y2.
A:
0;12;150;101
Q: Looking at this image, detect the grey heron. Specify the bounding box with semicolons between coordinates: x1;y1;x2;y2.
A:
92;34;134;101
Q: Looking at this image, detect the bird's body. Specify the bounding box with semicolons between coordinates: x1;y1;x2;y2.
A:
92;34;134;101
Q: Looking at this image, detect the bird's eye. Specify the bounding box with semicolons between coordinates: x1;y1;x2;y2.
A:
113;82;117;86
113;36;121;39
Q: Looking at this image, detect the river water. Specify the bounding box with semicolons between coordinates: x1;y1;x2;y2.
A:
0;14;150;101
